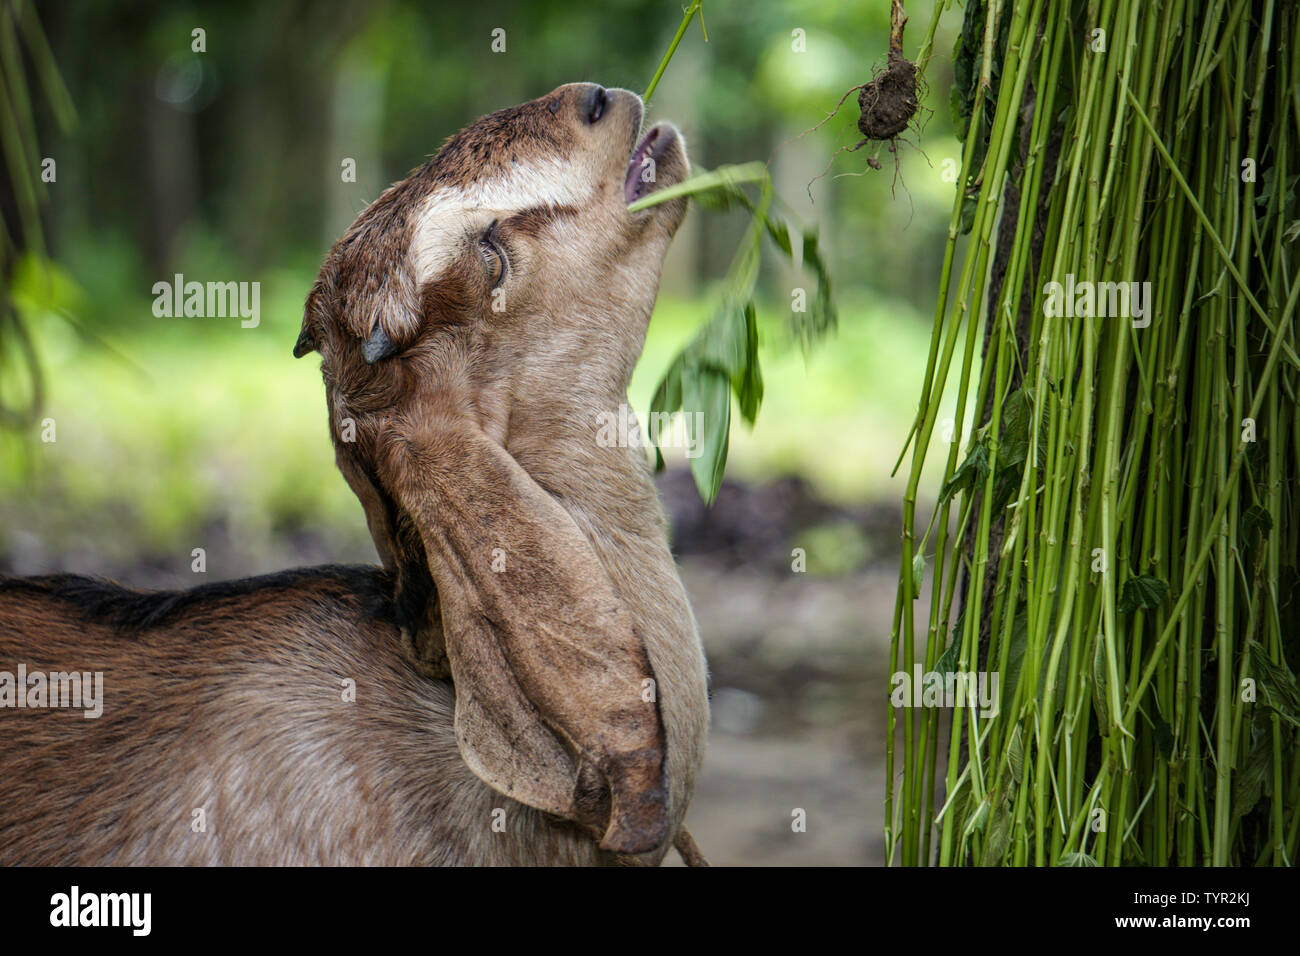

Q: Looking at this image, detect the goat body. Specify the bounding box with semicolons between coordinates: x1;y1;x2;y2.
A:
0;566;604;865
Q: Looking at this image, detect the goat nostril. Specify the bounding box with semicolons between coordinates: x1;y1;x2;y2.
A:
584;85;607;124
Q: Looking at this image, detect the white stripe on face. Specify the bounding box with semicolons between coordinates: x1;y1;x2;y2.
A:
410;155;595;285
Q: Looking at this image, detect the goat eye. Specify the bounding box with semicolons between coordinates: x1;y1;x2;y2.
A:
479;242;504;285
479;224;506;287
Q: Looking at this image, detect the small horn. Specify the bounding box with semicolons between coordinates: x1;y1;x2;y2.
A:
292;327;317;358
363;325;397;364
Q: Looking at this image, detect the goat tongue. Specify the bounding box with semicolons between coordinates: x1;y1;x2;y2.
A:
624;126;665;204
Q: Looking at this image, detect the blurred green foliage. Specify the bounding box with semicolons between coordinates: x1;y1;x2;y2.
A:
2;0;965;569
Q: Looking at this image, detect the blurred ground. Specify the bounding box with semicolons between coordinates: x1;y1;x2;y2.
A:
657;470;895;866
676;560;893;866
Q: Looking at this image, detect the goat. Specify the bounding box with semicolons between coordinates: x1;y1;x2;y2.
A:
0;83;709;865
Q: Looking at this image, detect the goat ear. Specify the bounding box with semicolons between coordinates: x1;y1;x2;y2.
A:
338;444;451;678
380;416;669;855
293;325;317;358
335;448;397;570
362;324;397;364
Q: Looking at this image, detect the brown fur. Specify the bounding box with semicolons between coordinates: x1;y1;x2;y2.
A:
0;568;605;865
0;83;707;866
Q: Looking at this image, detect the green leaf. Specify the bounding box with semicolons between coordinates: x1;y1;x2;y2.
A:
998;387;1047;471
950;600;967;649
939;439;990;505
683;367;732;504
980;796;1013;865
951;1;984;141
1118;575;1169;614
687;304;754;378
958;192;978;235
1241;504;1273;541
731;301;763;424
647;361;683;475
649;294;760;499
1255;167;1277;207
935;633;963;676
625;162;769;212
1232;733;1273;820
762;215;793;257
961;795;991;842
650;360;683;418
1058;851;1099;867
1091;632;1110;737
998;601;1031;704
794;226;837;349
1249;641;1300;730
1006;723;1024;784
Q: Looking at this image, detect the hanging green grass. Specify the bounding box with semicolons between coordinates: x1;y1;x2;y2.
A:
631;2;838;504
890;0;1300;866
630;163;836;499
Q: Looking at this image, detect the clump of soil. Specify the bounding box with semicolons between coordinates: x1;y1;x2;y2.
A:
795;1;921;195
855;25;919;142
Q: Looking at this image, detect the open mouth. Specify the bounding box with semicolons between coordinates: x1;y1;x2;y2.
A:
624;124;677;205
